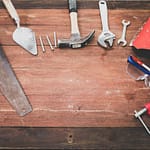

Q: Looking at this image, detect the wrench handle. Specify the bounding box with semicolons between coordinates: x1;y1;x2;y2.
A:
99;0;109;32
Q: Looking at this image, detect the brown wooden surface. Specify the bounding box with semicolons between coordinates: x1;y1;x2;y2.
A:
0;3;150;127
0;0;150;9
0;127;149;149
0;0;150;149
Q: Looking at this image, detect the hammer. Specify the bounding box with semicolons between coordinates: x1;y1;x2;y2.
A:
58;0;95;49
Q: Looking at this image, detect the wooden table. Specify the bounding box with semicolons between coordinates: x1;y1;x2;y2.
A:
0;0;150;149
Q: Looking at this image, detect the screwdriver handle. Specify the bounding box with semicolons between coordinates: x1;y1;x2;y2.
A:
127;56;150;75
145;103;150;115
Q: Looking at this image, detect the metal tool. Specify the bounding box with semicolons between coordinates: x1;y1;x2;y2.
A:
2;0;37;55
127;55;150;87
0;45;32;116
46;35;54;51
127;55;150;82
97;0;115;49
54;32;57;48
127;56;150;76
118;20;130;46
58;0;95;49
134;103;150;135
39;36;45;52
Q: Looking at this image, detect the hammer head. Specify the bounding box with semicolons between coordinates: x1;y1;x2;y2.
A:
58;30;95;49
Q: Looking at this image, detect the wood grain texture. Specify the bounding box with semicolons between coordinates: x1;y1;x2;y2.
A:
0;8;149;127
0;127;150;149
0;1;150;149
0;2;149;129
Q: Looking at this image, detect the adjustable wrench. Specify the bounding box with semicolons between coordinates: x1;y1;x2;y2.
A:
97;0;115;48
118;20;130;46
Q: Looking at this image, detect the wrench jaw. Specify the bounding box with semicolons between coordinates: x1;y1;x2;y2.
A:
117;39;127;47
106;37;115;47
97;34;107;48
98;33;115;49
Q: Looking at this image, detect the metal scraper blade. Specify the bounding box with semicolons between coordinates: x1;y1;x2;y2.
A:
13;27;37;56
0;46;32;116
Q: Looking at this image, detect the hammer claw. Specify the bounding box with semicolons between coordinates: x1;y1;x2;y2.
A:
58;30;95;49
98;33;115;49
58;0;95;49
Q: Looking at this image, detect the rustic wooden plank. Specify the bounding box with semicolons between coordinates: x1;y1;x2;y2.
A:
0;108;149;127
0;8;149;127
0;0;149;9
0;1;149;149
0;45;149;127
0;127;149;149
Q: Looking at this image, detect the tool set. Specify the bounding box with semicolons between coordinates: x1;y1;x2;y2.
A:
38;0;130;52
134;103;150;135
2;0;132;54
2;0;132;55
1;0;150;135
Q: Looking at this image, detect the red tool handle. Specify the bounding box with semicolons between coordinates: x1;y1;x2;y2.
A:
145;103;150;115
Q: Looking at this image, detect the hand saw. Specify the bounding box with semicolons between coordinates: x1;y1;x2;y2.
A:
0;45;32;116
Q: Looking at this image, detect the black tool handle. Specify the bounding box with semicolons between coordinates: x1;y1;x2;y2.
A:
68;0;77;13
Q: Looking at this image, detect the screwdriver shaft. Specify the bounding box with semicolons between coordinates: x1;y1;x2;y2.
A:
134;110;150;135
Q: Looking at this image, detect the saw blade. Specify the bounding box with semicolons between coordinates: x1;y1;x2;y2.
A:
0;46;32;116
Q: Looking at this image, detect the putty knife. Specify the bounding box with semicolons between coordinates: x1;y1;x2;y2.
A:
2;0;37;55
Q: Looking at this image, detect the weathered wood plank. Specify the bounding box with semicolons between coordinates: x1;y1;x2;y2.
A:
0;0;149;9
0;1;149;149
0;8;149;127
0;127;149;149
0;89;148;127
0;44;149;127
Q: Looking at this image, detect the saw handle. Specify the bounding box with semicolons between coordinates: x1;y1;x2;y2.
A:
2;0;20;27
